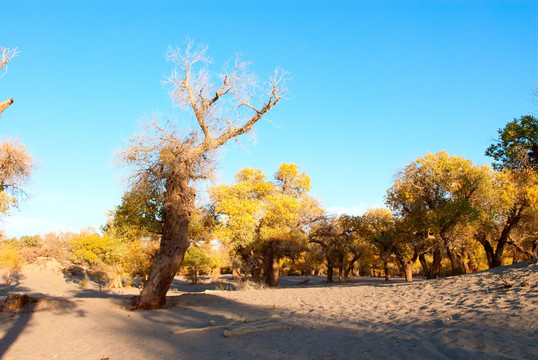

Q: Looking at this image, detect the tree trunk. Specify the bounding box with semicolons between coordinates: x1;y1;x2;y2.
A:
135;175;194;310
393;247;418;282
251;267;262;283
475;233;495;268
338;254;346;283
462;257;471;274
326;264;333;283
270;256;279;286
431;247;442;279
232;267;241;280
441;232;464;276
108;273;123;288
419;253;430;279
419;250;441;279
403;262;413;282
396;258;414;282
493;205;524;267
264;241;280;287
383;258;390;281
344;254;359;279
476;204;524;269
445;247;464;276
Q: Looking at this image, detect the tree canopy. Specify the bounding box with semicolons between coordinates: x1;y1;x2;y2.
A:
486;115;538;172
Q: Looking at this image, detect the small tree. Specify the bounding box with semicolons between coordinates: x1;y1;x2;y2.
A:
118;41;284;309
0;242;22;286
182;245;213;284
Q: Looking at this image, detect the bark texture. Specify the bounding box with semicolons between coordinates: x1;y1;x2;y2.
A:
264;241;280;287
135;173;194;309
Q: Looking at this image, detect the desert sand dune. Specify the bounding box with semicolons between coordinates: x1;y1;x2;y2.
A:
1;260;537;359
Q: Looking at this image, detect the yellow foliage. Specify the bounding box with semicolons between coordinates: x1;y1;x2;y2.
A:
0;140;35;216
211;163;318;251
0;243;22;284
0;191;16;214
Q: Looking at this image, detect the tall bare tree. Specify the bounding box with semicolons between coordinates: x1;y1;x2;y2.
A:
0;47;18;119
0;46;34;215
118;41;284;309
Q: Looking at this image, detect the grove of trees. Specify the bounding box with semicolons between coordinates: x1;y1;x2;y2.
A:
0;41;536;311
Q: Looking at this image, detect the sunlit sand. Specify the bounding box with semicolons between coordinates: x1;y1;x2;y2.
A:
1;259;536;359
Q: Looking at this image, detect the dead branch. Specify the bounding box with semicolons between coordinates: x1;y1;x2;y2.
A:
0;47;18;71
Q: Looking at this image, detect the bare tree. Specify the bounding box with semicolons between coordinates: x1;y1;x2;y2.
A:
118;41;284;309
0;47;18;118
0;46;34;214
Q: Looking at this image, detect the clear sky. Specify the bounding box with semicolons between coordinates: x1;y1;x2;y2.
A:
1;0;537;237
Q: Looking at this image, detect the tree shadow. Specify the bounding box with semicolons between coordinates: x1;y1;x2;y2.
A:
97;291;534;360
1;274;535;359
274;275;420;289
0;293;82;359
0;273;27;294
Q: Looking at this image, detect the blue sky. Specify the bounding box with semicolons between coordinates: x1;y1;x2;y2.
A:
1;1;537;237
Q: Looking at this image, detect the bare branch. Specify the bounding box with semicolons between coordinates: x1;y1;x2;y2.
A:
0;47;18;72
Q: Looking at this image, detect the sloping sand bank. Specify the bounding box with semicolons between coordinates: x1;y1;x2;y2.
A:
1;260;537;359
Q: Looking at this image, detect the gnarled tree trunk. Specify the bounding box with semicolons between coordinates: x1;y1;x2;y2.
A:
419;248;442;279
344;254;359;279
402;262;413;282
475;232;495;268
135;173;194;310
475;204;524;269
440;231;464;276
394;248;419;282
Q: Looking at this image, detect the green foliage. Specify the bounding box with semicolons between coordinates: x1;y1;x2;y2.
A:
486;115;538;172
183;245;214;284
105;184;163;240
183;246;213;269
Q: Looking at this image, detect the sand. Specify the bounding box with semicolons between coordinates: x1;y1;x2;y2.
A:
1;259;537;360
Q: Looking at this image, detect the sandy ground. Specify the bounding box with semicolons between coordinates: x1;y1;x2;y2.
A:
0;260;537;360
